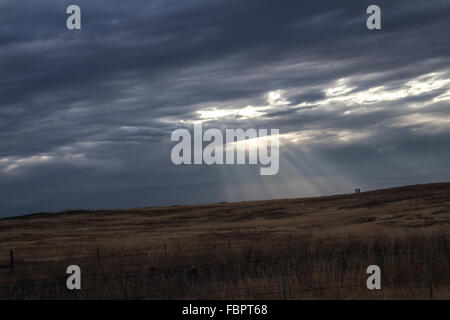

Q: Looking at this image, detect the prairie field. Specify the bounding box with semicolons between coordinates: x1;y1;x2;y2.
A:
0;182;449;299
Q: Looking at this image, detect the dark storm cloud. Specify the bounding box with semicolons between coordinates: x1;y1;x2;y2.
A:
1;0;450;217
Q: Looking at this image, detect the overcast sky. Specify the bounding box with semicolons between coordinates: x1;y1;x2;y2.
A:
1;0;449;217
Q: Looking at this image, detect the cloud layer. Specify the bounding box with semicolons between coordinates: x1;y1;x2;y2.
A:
1;0;450;217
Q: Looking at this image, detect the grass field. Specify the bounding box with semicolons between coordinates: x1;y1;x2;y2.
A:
0;182;449;299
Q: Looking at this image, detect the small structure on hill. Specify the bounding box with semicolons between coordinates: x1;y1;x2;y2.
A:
354;188;361;194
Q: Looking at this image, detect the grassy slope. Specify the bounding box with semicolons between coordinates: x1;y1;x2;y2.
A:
0;182;449;299
0;182;449;261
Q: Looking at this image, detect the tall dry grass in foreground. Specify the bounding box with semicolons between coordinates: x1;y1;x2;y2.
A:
0;231;449;299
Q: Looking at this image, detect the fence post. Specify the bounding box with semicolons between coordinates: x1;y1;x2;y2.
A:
10;249;14;274
282;272;288;300
426;254;433;300
123;275;128;300
96;248;100;263
164;240;167;257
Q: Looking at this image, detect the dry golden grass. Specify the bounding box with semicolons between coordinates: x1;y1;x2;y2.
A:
0;182;449;299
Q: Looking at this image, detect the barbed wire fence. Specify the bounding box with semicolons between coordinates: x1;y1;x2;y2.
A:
0;245;449;300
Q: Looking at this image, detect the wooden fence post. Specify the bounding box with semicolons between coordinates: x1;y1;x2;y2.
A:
123;275;128;300
10;249;14;274
164;240;167;257
426;254;433;300
282;272;288;300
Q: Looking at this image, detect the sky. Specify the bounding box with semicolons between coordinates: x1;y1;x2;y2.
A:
0;0;450;217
